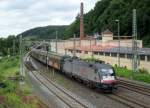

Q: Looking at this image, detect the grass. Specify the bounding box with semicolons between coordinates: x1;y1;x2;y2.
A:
114;66;150;83
0;56;43;108
0;56;20;78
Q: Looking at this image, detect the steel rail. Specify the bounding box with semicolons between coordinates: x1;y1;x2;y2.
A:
25;59;89;108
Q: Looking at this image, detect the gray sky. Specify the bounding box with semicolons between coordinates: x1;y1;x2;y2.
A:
0;0;97;38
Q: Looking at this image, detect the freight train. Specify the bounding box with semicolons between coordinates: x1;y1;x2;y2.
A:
30;49;117;92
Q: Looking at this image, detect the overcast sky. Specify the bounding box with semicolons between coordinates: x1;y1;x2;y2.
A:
0;0;98;38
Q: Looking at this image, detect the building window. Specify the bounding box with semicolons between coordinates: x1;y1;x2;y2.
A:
105;53;110;56
94;52;99;55
120;53;125;58
99;52;104;55
111;53;117;57
147;55;150;61
140;55;145;61
85;51;88;54
79;50;82;53
127;54;132;59
76;50;81;53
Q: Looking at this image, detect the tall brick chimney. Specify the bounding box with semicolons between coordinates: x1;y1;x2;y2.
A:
80;2;84;40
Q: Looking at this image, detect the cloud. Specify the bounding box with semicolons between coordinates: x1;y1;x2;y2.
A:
0;0;97;37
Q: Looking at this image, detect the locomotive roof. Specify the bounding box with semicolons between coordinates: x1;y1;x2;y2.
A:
94;63;113;69
70;58;113;69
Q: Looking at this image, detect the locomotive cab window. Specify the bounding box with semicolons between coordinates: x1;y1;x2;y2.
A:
98;68;115;76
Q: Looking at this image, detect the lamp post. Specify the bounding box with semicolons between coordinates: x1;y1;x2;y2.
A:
115;19;120;67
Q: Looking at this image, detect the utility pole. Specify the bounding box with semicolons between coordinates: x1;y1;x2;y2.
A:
49;39;51;52
55;31;58;53
90;37;93;58
73;34;76;57
7;48;10;57
20;35;25;84
115;19;120;67
46;43;49;73
132;9;138;73
19;35;24;82
48;40;51;73
13;39;15;56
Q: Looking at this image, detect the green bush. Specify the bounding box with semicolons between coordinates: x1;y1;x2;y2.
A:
6;93;22;107
3;81;16;93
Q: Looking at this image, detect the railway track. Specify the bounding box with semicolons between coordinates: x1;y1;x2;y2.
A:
25;55;150;108
118;78;150;97
25;60;93;108
107;93;149;108
106;78;150;108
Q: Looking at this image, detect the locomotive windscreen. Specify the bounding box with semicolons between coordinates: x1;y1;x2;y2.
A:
98;68;115;76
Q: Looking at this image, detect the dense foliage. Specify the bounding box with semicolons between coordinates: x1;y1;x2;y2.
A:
0;36;19;56
64;0;150;47
19;25;68;39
